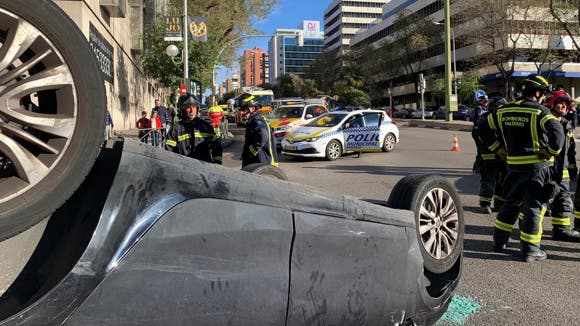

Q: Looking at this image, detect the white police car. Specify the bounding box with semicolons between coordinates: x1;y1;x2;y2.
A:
281;110;399;160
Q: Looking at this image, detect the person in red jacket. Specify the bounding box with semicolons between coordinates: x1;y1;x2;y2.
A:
136;110;150;144
149;111;162;147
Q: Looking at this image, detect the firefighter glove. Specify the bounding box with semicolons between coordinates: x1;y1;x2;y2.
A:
495;147;507;161
535;149;552;161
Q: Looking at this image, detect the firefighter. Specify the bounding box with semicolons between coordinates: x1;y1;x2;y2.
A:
165;93;222;164
239;95;278;168
542;90;580;242
472;96;508;214
478;74;564;262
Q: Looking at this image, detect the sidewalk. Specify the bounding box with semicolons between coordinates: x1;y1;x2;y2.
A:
395;118;473;132
115;128;235;148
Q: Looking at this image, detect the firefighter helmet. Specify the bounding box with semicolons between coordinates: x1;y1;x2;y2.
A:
177;93;201;110
521;74;552;95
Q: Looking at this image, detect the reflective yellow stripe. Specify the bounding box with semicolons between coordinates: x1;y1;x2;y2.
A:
507;155;546;165
489;141;501;152
265;120;278;167
481;153;496;160
249;145;258;156
547;146;561;156
570;164;576;169
552;217;571;226
495;219;514;232
479;196;493;202
178;133;191;141
494;195;504;201
488;114;497;130
575;211;580;219
568;131;574;138
540;114;557;132
520;206;546;244
562;169;570;180
530;110;539;151
166;139;177;147
519;212;524;220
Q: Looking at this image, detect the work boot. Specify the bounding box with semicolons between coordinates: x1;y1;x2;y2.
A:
493;229;510;254
493;242;507;253
480;205;492;214
552;227;580;243
521;249;547;263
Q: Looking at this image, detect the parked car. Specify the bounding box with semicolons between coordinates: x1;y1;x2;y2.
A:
268;104;329;146
281;110;399;160
432;107;447;119
453;105;470;120
392;108;410;119
410;108;434;119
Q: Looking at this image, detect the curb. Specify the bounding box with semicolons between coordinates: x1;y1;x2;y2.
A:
396;119;473;132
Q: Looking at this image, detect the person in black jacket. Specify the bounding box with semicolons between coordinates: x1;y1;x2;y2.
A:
472;97;508;214
239;95;278;168
165;93;222;164
477;74;565;262
543;90;580;242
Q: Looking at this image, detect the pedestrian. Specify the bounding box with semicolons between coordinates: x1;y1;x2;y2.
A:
152;99;171;143
542;90;580;242
477;74;564;262
149;110;162;147
471;94;489;125
105;109;114;141
165;93;222;164
167;104;176;125
239;95;278;168
208;99;225;136
472;96;508;214
136;110;150;144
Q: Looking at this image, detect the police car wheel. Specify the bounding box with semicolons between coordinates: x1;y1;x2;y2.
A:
325;140;342;161
241;163;288;180
382;133;396;152
388;174;464;275
0;1;106;241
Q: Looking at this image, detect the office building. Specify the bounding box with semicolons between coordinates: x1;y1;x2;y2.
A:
240;48;269;88
323;0;387;55
349;0;580;108
268;21;325;84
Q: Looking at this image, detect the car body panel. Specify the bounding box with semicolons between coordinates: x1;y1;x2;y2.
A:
0;140;455;325
269;104;329;145
281;110;399;158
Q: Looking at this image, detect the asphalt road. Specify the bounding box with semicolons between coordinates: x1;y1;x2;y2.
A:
226;124;580;326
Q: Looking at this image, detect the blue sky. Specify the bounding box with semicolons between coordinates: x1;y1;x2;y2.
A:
211;0;331;94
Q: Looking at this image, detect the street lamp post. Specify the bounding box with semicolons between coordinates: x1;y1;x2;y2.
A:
434;21;457;95
164;0;190;93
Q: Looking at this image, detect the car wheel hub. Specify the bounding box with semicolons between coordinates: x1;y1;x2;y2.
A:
0;8;77;203
418;187;459;260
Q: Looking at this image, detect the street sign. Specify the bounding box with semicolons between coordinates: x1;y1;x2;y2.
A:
188;16;208;42
164;16;183;41
179;84;187;95
475;89;486;101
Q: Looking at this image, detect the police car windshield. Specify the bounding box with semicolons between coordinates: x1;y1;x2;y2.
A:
270;106;304;119
306;113;347;127
253;95;272;107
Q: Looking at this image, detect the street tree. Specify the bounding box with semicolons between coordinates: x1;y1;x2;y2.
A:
306;49;340;94
456;0;565;99
273;74;303;98
335;64;371;107
549;0;580;51
141;0;277;91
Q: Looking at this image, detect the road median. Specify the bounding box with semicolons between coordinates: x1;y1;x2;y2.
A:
396;119;473;132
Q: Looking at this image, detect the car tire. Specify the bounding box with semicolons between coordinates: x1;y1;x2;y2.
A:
325;140;342;161
382;133;396;152
241;163;288;180
388;174;464;274
0;1;106;240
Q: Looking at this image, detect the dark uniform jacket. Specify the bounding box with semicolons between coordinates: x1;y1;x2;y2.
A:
242;112;278;167
165;118;222;164
473;112;501;162
554;117;576;182
478;98;564;171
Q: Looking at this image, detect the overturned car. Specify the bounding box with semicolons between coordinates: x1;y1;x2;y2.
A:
0;1;463;325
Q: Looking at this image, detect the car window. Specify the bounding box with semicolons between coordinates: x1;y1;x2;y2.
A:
344;114;364;128
363;113;382;127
